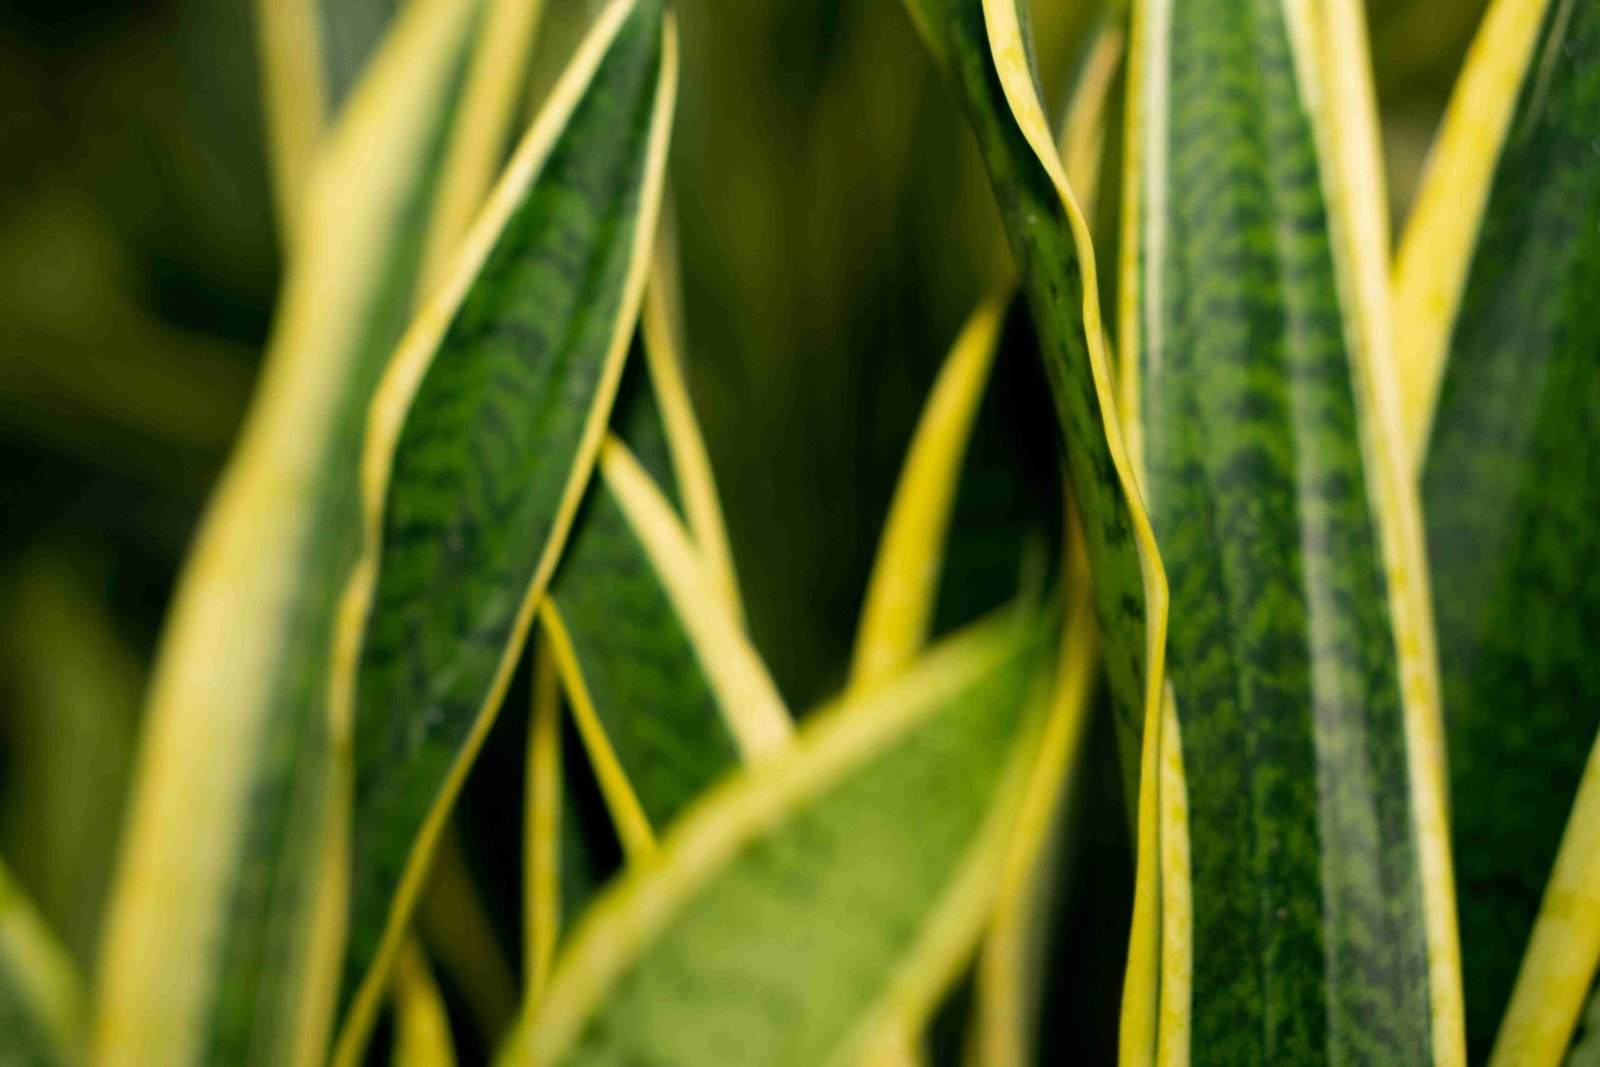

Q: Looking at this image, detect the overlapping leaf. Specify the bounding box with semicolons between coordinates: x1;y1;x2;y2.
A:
1393;0;1600;1060
500;608;1056;1066
327;2;676;1057
93;3;482;1062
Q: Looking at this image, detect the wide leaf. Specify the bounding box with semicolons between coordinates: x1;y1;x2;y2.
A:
500;607;1056;1066
1119;0;1461;1061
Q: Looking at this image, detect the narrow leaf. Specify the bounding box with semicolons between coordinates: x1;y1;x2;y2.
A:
328;3;676;1057
500;609;1055;1067
93;4;481;1062
1409;0;1600;1059
255;0;326;242
1119;0;1460;1061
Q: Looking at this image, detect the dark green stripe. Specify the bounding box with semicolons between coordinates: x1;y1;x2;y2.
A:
1138;2;1431;1061
344;0;664;1008
1422;0;1600;1057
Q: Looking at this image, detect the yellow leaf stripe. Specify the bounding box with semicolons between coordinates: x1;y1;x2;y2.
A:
1290;1;1464;1061
596;436;794;761
1391;0;1556;466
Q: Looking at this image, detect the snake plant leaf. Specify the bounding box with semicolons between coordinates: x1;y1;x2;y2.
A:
329;2;676;1058
1120;0;1461;1062
1395;0;1600;1059
542;377;790;848
499;607;1055;1067
0;860;84;1067
850;11;1118;701
898;0;1165;782
393;940;458;1067
93;3;480;1063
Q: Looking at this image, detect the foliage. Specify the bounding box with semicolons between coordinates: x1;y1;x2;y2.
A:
0;0;1596;1064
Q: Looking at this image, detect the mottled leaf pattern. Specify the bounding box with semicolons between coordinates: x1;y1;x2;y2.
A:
331;2;674;1058
1123;0;1450;1061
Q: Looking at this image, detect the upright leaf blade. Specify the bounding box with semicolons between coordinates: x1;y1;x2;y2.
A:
1120;0;1459;1061
328;3;676;1056
93;4;481;1062
1405;0;1600;1059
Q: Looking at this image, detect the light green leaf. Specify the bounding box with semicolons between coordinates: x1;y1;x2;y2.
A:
327;2;677;1058
0;859;84;1067
500;607;1056;1067
1569;980;1600;1067
1119;0;1462;1062
93;3;482;1062
1399;0;1600;1061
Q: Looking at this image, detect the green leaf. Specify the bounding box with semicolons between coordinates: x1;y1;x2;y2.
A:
93;3;482;1063
0;859;84;1067
1403;0;1600;1060
327;2;676;1058
499;608;1056;1067
542;391;790;847
1120;0;1461;1062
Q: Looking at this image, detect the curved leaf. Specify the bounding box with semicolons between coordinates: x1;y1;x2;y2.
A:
1119;0;1460;1061
499;608;1055;1067
327;2;676;1057
0;860;83;1067
1403;0;1600;1060
93;4;481;1062
893;6;1169;1055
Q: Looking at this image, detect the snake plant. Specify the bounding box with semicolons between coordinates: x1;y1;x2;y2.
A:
1;0;1596;1064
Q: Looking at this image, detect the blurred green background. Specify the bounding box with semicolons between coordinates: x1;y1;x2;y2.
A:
0;0;1486;1015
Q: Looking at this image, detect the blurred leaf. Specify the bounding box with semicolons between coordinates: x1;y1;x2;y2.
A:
0;551;140;967
92;2;482;1063
1403;0;1600;1060
0;858;84;1067
501;608;1054;1066
328;3;676;1058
